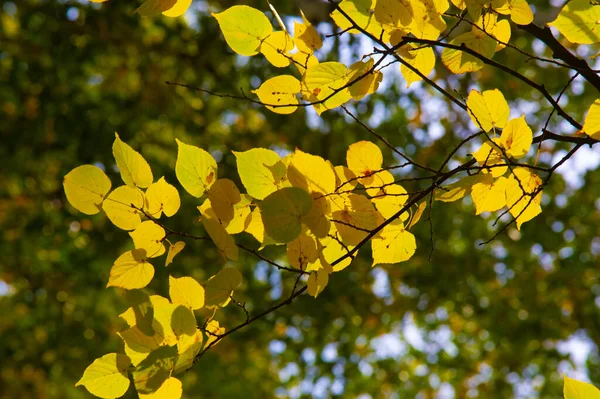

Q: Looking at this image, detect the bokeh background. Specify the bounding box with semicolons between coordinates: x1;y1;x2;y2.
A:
2;0;600;398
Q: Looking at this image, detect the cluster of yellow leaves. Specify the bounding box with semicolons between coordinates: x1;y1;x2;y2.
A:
66;136;424;398
76;271;234;398
89;0;192;18
435;88;542;229
210;0;538;115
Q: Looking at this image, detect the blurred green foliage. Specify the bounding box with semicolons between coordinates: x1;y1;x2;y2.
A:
1;0;599;398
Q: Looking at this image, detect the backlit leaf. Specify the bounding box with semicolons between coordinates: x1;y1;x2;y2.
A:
200;215;238;261
113;133;153;188
165;241;186;267
212;5;273;56
498;115;532;159
287;149;336;195
304;62;351;113
139;377;182;399
144;177;180;218
548;0;600;44
204;267;243;308
175;139;217;198
63;165;112;215
259;187;313;243
372;221;416;265
471;174;508;214
564;375;600;399
505;167;542;230
346;141;383;186
234;148;287;199
169;275;205;310
582;98;600;140
162;0;191;17
208;178;241;223
76;353;131;399
260;31;294;68
135;0;176;17
294;10;322;53
132;345;177;395
307;269;329;298
442;31;496;74
286;233;319;270
103;185;145;230
129;221;166;258
466;89;510;132
107;249;154;290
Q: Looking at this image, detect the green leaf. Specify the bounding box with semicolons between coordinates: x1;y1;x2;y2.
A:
204;267;243;308
259;187;313;243
233;148;287;200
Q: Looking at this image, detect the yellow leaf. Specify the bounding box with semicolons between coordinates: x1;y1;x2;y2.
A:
162;0;191;17
259;187;313;243
475;11;511;51
234;148;287;199
582;98;600;140
291;51;319;75
331;0;381;36
201;215;238;261
304;62;352;113
132;345;177;395
505;167;542;230
347;59;383;100
371;184;409;219
334;165;358;191
245;207;266;244
204;267;243;308
147;295;178;346
165;241;186;267
225;194;253;234
548;0;600;44
129;221;166;258
466;89;510;132
564;375;600;399
307;269;329;298
113;133;153;188
288;149;337;195
400;45;436;87
75;353;131;399
208;178;241;223
294;10;322;53
301;193;332;238
493;0;533;25
373;0;413;32
173;329;203;375
434;174;483;202
102;185;145;230
260;31;294;68
107;249;154;290
473;140;508;177
169;275;205;310
364;170;395;197
408;201;427;229
471;174;508;214
320;232;355;272
286;233;319;270
135;0;176;17
212;5;273;56
498;115;532;159
139;377;182;399
332;193;377;246
118;326;162;366
121;290;154;336
175;139;217;198
442;31;496;74
144;177;180;218
372;221;416;265
63;165;112;215
346;141;383;186
204;320;225;348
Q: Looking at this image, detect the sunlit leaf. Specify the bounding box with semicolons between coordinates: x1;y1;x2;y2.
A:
442;31;496;74
260;31;294;68
200;215;238;261
132;345;177;395
208;178;241;223
287;149;336;195
212;5;273;56
471;174;508;214
505;167;542;230
162;0;191;17
169;275;205;310
63;165;112;215
294;10;322;53
548;0;600;44
234;148;287;199
582;98;600;140
144;177;180;218
346;141;383;186
113;133;153;188
129;221;166;258
466;89;510;132
286;233;319;270
564;375;600;399
304;62;351;113
76;353;131;399
103;185;145;230
307;269;329;298
165;241;186;267
372;221;416;265
138;377;182;399
135;0;176;17
498;115;532;159
175;139;217;198
107;249;153;290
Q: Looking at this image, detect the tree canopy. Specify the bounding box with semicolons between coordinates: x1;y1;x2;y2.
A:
2;0;600;398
